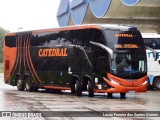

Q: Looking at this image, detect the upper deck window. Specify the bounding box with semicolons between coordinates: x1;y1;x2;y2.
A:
104;29;144;51
30;28;105;48
143;38;160;49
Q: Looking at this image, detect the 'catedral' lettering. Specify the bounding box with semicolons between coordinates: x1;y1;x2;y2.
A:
115;34;133;38
38;48;68;57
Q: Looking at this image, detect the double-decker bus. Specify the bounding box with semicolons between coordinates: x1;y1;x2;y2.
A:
4;24;148;98
142;33;160;90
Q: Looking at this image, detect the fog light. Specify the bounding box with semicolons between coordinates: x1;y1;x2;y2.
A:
142;81;147;85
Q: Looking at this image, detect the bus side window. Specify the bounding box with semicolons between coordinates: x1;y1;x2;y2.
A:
5;36;16;47
143;38;160;49
5;60;9;70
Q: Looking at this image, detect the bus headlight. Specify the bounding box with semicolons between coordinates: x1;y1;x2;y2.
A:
142;81;148;85
110;79;119;85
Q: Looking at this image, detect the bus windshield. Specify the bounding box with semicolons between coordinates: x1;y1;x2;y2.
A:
104;29;147;79
110;52;147;79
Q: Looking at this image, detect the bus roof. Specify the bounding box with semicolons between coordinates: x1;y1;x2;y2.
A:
98;24;137;31
142;33;160;38
5;24;138;36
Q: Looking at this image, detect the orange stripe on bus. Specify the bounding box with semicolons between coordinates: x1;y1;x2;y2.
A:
43;86;71;90
23;34;27;73
19;35;22;73
25;35;39;85
27;36;42;85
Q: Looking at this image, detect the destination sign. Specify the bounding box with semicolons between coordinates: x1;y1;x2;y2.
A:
115;44;138;49
115;34;133;38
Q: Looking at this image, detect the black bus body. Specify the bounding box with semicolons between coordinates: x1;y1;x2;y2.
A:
4;24;148;98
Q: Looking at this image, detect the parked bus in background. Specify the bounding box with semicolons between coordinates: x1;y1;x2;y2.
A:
4;24;149;98
142;33;160;90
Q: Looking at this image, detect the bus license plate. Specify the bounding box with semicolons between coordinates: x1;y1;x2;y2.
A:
129;90;135;93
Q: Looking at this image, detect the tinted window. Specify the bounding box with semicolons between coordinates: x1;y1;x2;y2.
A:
77;29;104;46
65;29;105;52
31;31;76;47
143;38;160;49
31;32;60;46
5;36;16;47
30;29;105;49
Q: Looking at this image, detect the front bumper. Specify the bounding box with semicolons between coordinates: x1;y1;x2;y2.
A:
94;73;148;93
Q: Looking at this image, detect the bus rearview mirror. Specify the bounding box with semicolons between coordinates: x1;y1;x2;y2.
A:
145;46;157;61
90;41;114;60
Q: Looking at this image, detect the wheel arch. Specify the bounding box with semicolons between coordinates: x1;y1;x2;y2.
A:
153;76;160;82
71;75;80;85
15;73;30;86
148;75;160;85
15;73;21;85
23;73;30;81
82;75;93;89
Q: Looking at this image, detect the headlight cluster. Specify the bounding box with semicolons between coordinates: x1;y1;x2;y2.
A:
142;81;148;85
110;79;119;85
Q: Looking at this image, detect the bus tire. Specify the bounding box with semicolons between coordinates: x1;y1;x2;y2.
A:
32;87;38;92
75;80;82;96
71;82;76;94
107;93;113;98
25;77;33;92
147;78;154;90
17;77;25;91
154;77;160;90
87;81;94;97
120;93;126;99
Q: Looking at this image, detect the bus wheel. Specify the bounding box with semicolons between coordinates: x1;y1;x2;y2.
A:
154;77;160;90
17;77;25;91
32;87;38;92
107;93;113;98
71;82;76;94
87;81;94;97
25;77;33;92
75;80;82;96
120;93;126;99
